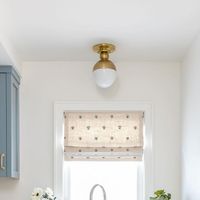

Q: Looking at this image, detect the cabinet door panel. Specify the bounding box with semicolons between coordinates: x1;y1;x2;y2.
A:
0;74;7;176
0;66;20;178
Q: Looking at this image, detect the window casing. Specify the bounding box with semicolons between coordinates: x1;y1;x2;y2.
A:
54;101;153;200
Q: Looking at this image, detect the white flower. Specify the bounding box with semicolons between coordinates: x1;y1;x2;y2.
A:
31;187;44;200
45;187;54;197
31;187;56;200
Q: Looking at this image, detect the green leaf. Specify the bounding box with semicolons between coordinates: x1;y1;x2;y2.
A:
154;189;165;197
150;189;171;200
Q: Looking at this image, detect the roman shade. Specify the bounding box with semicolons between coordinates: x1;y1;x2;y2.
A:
64;112;144;161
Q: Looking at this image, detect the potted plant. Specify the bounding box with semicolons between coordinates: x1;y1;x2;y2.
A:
150;189;171;200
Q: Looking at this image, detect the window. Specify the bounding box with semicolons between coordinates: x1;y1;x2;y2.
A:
54;102;153;200
63;111;144;200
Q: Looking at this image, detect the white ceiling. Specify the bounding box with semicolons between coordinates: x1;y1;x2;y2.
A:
1;0;200;62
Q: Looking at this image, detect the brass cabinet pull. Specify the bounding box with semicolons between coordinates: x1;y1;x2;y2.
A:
0;153;6;170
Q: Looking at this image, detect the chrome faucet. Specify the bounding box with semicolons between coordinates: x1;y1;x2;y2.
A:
90;184;107;200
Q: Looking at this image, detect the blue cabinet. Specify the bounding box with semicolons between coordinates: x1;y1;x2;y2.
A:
0;65;20;178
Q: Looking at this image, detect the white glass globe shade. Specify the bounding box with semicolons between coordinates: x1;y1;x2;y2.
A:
93;68;117;88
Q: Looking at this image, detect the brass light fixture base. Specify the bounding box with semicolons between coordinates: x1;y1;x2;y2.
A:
93;43;116;71
92;43;117;88
93;43;115;54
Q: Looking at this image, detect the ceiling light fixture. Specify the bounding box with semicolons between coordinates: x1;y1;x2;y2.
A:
93;43;117;88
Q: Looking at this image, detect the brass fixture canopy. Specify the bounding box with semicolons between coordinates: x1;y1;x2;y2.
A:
93;43;116;71
93;43;115;54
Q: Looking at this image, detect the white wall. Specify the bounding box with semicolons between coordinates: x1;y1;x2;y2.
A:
0;61;181;200
0;2;21;72
181;34;200;200
0;34;21;72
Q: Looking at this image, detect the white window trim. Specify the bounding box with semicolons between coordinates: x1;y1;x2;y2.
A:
54;101;154;200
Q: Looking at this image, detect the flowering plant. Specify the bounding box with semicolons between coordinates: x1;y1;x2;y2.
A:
150;189;171;200
31;187;56;200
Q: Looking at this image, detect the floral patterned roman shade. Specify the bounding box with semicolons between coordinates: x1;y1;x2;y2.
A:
64;112;144;161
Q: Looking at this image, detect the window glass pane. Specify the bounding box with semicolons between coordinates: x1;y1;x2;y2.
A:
64;161;139;200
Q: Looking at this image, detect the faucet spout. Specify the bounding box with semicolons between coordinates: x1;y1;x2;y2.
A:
90;184;107;200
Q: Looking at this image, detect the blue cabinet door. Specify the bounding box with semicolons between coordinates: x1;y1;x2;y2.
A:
0;74;7;176
0;66;20;178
